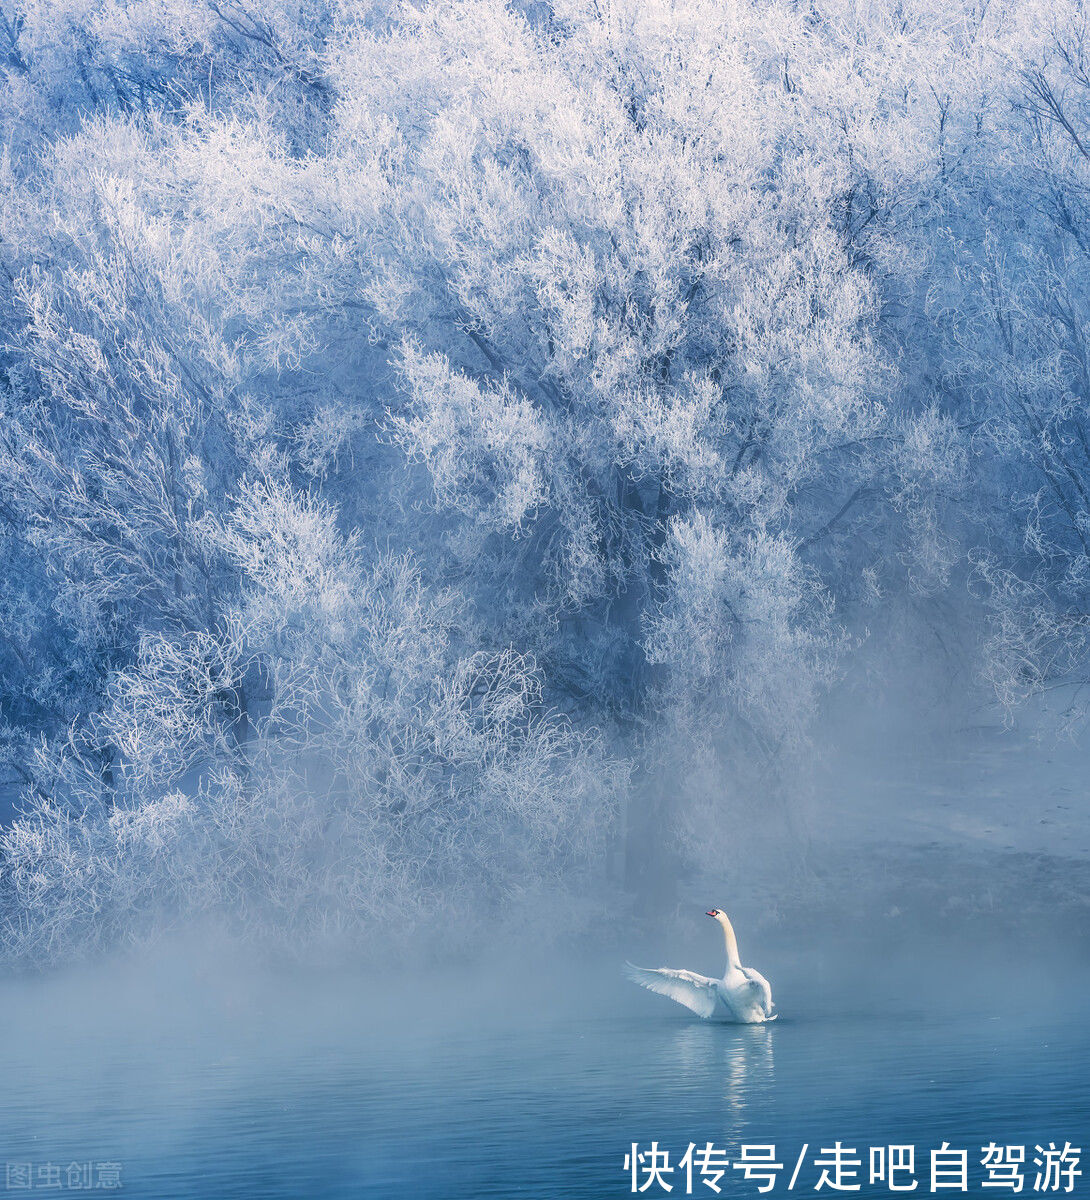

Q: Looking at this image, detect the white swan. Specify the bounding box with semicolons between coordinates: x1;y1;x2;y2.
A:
625;908;776;1023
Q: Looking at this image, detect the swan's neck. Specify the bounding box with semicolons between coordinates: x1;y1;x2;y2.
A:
719;915;742;971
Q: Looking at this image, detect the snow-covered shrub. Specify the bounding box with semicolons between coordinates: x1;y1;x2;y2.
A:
0;481;622;962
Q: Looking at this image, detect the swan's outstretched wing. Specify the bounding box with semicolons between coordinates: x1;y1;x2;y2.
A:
740;966;774;1018
624;962;719;1018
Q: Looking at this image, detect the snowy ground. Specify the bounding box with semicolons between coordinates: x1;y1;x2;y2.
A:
811;706;1090;862
787;698;1090;945
676;694;1090;964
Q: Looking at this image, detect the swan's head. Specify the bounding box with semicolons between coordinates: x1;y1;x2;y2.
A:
706;908;724;920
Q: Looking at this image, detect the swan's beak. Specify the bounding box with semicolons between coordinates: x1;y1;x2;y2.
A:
705;910;716;918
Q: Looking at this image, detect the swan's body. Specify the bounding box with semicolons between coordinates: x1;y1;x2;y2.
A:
625;908;776;1023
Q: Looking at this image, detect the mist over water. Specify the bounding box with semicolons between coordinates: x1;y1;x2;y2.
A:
3;878;1086;1200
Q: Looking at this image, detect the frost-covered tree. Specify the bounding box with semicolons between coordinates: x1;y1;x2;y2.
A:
955;3;1090;717
310;0;993;870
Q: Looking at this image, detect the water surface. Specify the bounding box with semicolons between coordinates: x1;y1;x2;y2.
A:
1;942;1085;1197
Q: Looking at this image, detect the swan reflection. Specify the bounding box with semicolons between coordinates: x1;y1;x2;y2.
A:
667;1020;776;1137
